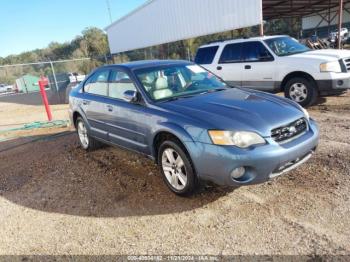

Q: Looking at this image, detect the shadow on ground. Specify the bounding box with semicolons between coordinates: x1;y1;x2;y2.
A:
0;132;233;217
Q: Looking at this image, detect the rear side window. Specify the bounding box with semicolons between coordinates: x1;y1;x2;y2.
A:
219;43;243;63
84;70;109;96
108;70;136;100
242;41;274;62
194;46;218;64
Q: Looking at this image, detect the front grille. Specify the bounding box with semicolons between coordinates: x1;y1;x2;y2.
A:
271;118;308;143
343;57;350;71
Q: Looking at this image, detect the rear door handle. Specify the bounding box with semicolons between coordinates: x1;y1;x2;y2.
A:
106;105;113;112
217;66;222;70
244;65;251;70
82;100;90;105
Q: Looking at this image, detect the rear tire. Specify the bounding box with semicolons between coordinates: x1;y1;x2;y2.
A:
75;116;102;151
158;139;197;196
284;77;318;107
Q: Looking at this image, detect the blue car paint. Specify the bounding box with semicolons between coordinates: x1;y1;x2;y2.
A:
69;60;319;186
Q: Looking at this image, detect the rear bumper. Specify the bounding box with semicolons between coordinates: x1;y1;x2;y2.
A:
185;119;319;186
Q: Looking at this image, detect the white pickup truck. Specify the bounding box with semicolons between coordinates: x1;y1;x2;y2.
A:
195;35;350;106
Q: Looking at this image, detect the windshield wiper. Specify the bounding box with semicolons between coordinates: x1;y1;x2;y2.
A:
160;88;227;102
160;94;196;102
281;50;308;56
199;88;227;94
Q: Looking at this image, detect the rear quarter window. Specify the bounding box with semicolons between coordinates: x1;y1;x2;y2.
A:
194;46;219;64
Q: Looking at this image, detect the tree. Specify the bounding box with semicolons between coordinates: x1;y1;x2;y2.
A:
81;27;109;58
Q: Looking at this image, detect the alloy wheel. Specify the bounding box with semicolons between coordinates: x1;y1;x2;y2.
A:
77;120;89;148
161;148;188;190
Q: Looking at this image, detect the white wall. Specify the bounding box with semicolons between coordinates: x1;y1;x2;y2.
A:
106;0;262;54
302;3;350;30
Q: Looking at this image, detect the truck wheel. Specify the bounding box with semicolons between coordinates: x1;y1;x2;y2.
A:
158;139;197;196
284;77;318;107
76;117;102;151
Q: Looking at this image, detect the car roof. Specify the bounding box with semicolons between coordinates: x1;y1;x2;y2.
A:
102;59;192;70
199;35;289;48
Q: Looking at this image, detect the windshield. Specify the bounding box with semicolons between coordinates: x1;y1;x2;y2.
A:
264;36;310;56
135;64;229;101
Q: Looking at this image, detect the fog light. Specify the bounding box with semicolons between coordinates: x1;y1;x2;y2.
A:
337;80;343;86
231;167;245;179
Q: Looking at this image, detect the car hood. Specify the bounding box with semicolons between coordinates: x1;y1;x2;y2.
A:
157;88;305;137
291;49;350;60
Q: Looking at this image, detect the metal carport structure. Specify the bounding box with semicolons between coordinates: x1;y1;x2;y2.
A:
106;0;350;53
262;0;350;48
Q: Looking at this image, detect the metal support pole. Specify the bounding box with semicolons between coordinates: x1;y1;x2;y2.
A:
259;2;264;37
49;60;59;92
259;22;264;36
338;0;344;49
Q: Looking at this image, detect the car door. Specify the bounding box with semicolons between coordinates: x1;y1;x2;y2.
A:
82;69;110;141
241;41;276;91
212;43;243;87
103;68;150;155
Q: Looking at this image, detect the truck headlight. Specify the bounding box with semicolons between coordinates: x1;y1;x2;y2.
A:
320;61;341;73
208;130;266;148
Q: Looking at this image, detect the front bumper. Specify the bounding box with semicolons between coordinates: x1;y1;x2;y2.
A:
185;119;319;186
316;75;350;95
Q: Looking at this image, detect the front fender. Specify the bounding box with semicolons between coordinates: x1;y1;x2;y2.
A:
150;122;195;158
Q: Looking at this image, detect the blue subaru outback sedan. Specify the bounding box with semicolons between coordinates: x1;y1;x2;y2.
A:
69;60;319;195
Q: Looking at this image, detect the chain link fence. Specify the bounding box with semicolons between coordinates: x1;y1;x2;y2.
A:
0;57;114;104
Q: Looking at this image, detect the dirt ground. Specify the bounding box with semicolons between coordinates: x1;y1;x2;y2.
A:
0;92;349;257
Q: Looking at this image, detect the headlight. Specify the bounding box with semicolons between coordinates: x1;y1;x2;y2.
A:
301;107;310;120
320;61;341;73
208;130;266;148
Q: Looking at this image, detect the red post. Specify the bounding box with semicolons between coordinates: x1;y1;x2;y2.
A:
38;76;52;121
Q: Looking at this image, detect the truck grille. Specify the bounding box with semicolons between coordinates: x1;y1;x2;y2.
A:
271;118;308;143
343;57;350;71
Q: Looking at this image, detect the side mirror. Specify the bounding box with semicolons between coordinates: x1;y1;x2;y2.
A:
123;90;139;103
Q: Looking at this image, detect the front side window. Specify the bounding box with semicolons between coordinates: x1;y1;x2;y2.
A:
108;70;136;100
219;43;243;64
264;36;310;56
194;46;219;64
242;41;274;62
84;70;109;96
135;64;229;101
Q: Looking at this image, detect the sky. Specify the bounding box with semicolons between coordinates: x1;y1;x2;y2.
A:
0;0;147;57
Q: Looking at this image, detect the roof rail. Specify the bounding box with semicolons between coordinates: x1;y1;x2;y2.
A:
206;39;225;44
205;36;250;45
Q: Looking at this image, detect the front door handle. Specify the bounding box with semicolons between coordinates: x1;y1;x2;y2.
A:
106;105;113;112
244;65;251;70
82;100;90;105
217;66;222;70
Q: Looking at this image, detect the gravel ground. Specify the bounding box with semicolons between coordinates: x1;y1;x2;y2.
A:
0;92;349;257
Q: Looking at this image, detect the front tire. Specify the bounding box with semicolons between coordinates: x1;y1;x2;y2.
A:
158;140;197;196
76;117;102;150
284;77;318;107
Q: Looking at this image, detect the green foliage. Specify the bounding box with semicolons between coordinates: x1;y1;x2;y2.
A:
0;27;109;84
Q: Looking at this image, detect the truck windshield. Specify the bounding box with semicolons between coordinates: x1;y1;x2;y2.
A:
135;64;229;102
264;36;310;56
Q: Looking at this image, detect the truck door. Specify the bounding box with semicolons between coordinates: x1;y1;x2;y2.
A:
241;41;276;91
211;43;243;87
